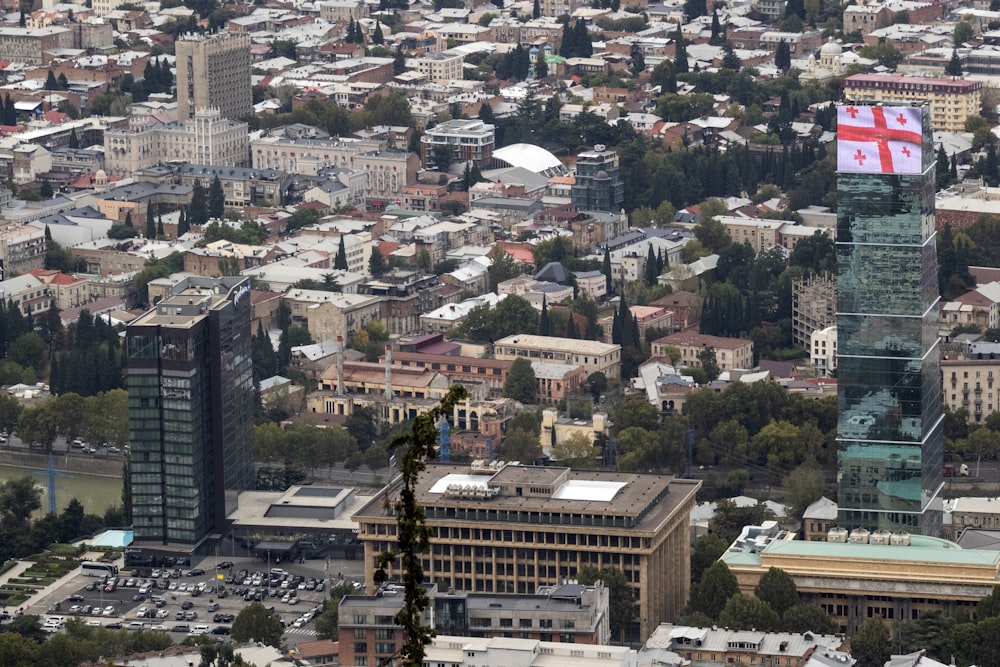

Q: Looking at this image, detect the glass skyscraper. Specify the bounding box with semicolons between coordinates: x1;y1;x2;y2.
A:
835;103;943;535
127;276;255;547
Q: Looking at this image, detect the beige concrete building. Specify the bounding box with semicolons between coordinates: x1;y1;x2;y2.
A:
0;26;73;66
354;462;700;642
941;344;1000;424
415;50;464;84
843;74;983;132
716;216;785;254
651;331;754;371
494;334;622;381
0;225;46;278
175;31;252;121
282;289;382;342
104;109;249;178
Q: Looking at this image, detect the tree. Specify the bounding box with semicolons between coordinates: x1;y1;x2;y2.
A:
40;180;53;199
0;476;43;527
45;70;59;90
552;432;598;468
313;581;357;639
533;0;540;18
335;235;348;270
689;561;738;620
851;617;892;667
718;594;780;631
374;387;468;667
978;584;1000;619
587;371;608;403
124;211;133;228
697;346;721;381
783;464;826;520
967;427;1000;476
691;534;728;582
0;394;23;435
710;9;723;45
775;40;791;71
501;428;542;462
536;48;548;79
188;179;209;227
145;202;156;239
503;358;537;404
394;45;406;75
372;21;384;44
208;175;224;219
369;246;387;276
721;43;741;70
602;246;613;293
781;604;838;634
954;20;974;45
673;24;688;73
577;566;634;643
946;48;963;76
754;567;799;616
645;245;659;286
231;601;283;646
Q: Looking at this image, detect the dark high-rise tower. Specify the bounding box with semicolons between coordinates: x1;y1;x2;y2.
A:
127;276;255;547
835;103;943;535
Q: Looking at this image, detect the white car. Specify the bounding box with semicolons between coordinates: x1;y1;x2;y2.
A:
86;619;101;627
102;606;116;616
135;607;148;618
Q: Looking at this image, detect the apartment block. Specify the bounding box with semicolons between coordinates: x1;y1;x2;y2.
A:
354;462;700;642
175;31;252;121
716;216;784;254
415;50;464;84
941;343;1000;424
0;27;73;66
420;119;496;169
283;289;382;342
0;224;46;278
651;331;754;371
843;74;983;132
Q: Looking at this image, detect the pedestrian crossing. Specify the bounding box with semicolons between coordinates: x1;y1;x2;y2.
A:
285;627;318;637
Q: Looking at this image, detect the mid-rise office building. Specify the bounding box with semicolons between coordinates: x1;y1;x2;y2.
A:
175;31;252;121
493;334;621;381
843;75;982;132
354;462;700;642
571;146;624;213
126;276;255;548
835;103;943;534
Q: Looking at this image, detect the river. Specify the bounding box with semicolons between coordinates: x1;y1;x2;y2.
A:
0;464;123;517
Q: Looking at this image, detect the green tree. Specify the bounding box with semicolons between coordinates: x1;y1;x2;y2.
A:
17;405;58;451
501;428;541;462
40;180;53;199
68;128;79;148
577;566;635;643
503;358;537;404
335;236;348;270
718;593;780;631
689;561;738;620
775;39;791;70
851;617;892;667
45;70;59;90
231;601;283;647
208;175;225;219
945;48;963;76
188;179;209;227
978;584;1000;619
781;604;838;634
754;567;799;615
145;202;156;238
0;394;23;435
369;246;387;276
374;387;468;667
954;19;974;45
783;464;826;520
609;395;659;432
691;533;728;582
0;476;43;526
552;432;598;468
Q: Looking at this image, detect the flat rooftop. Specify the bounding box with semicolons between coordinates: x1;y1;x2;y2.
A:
230;485;372;532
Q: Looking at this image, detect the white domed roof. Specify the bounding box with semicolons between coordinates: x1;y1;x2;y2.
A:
493;143;564;175
820;38;842;57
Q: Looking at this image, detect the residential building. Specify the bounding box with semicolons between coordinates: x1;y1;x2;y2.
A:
540;409;610;449
174;163;291;208
532;362;588;404
943;496;1000;541
940;342;1000;424
716;216;784;254
791;274;836;349
651;332;754;371
282;289;382;342
835;104;943;534
646;624;848;667
0;225;46;278
843;75;983;132
392;350;511;396
721;520;1000;635
357;269;446;336
0;273;53;316
414;50;465;84
600;306;672;344
648;291;700;332
353;462;701;642
420;119;496;170
424;635;636;667
104;109;249;178
494;334;622;381
810;325;837;377
126;276;255;548
571;146;624;213
338;581;611;666
0;26;74;66
175;31;252;121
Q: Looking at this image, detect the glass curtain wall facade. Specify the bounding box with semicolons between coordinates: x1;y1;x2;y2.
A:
127;277;254;547
835;104;943;535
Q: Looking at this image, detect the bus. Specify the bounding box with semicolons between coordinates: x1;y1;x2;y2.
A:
81;562;119;578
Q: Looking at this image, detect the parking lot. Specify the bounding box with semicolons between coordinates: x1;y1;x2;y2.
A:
38;556;359;643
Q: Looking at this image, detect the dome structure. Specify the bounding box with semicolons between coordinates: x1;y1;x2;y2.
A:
820;37;843;57
492;143;567;177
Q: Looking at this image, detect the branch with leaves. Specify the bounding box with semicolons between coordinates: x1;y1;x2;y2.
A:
374;385;468;667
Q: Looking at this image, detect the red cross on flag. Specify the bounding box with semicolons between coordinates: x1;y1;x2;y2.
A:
837;105;923;175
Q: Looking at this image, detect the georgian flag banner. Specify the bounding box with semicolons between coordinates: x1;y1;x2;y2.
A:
837;105;923;175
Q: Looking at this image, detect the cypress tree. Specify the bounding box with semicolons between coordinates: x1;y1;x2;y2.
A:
539;296;550;336
157;215;165;237
533;0;540;18
145;202;156;238
602;246;612;293
645;245;659;286
178;209;189;236
347;17;355;43
566;313;578;339
373;21;384;45
45;70;59;90
674;24;689;73
68;128;79;149
124;211;133;228
335;236;348;270
208;175;224;219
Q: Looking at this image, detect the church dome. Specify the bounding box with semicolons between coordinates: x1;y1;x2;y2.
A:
820;38;842;57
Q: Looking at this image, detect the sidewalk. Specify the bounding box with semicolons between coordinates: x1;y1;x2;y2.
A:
0;561;38;614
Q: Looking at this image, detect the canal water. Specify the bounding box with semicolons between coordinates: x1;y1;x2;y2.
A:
0;465;123;517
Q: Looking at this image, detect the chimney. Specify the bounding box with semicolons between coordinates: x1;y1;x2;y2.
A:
336;336;345;396
384;344;393;400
